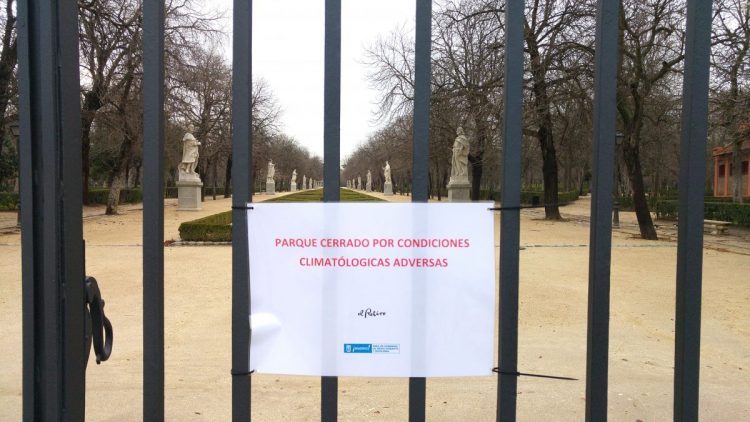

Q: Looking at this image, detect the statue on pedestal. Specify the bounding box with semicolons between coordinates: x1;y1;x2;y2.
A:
179;132;202;182
267;160;275;182
449;127;470;184
177;130;203;210
383;161;391;184
291;169;297;191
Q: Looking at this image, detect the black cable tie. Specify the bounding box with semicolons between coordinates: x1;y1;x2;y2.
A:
231;206;254;210
231;369;255;376
488;203;562;212
492;367;578;381
492;367;519;376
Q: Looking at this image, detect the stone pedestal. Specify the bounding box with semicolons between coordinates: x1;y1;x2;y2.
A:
291;183;297;192
266;179;275;195
177;179;203;210
384;182;393;196
366;182;372;192
447;180;471;202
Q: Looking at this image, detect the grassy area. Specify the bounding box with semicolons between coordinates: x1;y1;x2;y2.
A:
265;188;384;202
178;211;232;242
179;189;382;241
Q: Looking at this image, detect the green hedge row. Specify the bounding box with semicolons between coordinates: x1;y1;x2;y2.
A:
165;186;231;198
178;210;232;242
618;195;738;212
479;190;580;204
90;186;231;202
88;188;143;204
0;192;19;211
655;200;750;226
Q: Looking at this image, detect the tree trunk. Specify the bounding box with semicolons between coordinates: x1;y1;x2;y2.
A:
622;142;658;240
468;155;482;200
212;159;218;200
133;162;141;188
81;118;93;204
540;126;562;219
224;155;232;198
526;27;562;220
105;134;134;215
106;172;125;215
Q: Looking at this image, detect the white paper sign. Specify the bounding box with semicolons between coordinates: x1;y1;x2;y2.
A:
248;202;495;377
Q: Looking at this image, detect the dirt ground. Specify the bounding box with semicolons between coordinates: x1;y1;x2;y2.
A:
1;191;748;421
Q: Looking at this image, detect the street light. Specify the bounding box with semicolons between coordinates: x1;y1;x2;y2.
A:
613;131;624;228
9;122;20;227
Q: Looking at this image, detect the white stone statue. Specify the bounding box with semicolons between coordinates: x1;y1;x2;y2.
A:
367;170;372;185
302;175;307;189
179;132;201;181
357;175;362;190
291;169;297;190
449;127;470;183
267;160;275;181
383;161;391;184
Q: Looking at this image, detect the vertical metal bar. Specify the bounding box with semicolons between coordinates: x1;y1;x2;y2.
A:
18;0;85;419
232;0;253;420
409;1;432;421
323;0;341;203
411;0;431;204
322;0;341;419
674;0;711;420
143;0;166;419
496;0;524;420
59;2;86;419
585;0;619;420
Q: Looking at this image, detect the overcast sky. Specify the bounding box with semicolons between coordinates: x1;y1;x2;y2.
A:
204;0;416;160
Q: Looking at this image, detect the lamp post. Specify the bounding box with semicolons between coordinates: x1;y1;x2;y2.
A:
9;122;20;226
613;131;624;228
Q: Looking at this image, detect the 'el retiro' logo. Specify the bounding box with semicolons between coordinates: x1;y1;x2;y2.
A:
357;308;386;318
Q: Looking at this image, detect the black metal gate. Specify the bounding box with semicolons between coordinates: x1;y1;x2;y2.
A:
18;0;711;420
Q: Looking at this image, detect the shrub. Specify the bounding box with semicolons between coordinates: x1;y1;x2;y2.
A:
478;190;579;205
654;200;678;219
519;190;579;205
0;192;19;211
88;188;143;204
655;199;750;226
178;211;232;241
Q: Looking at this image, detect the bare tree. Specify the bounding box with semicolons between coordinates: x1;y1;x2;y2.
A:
366;0;504;200
712;0;750;203
0;0;16;164
616;0;686;239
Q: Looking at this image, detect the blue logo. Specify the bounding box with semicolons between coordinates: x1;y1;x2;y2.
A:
343;343;400;354
343;343;372;353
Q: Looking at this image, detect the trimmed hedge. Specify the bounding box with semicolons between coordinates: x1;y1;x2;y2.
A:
88;188;143;204
479;190;580;205
619;195;739;212
89;186;230;202
178;211;232;241
655;200;750;226
0;192;19;211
